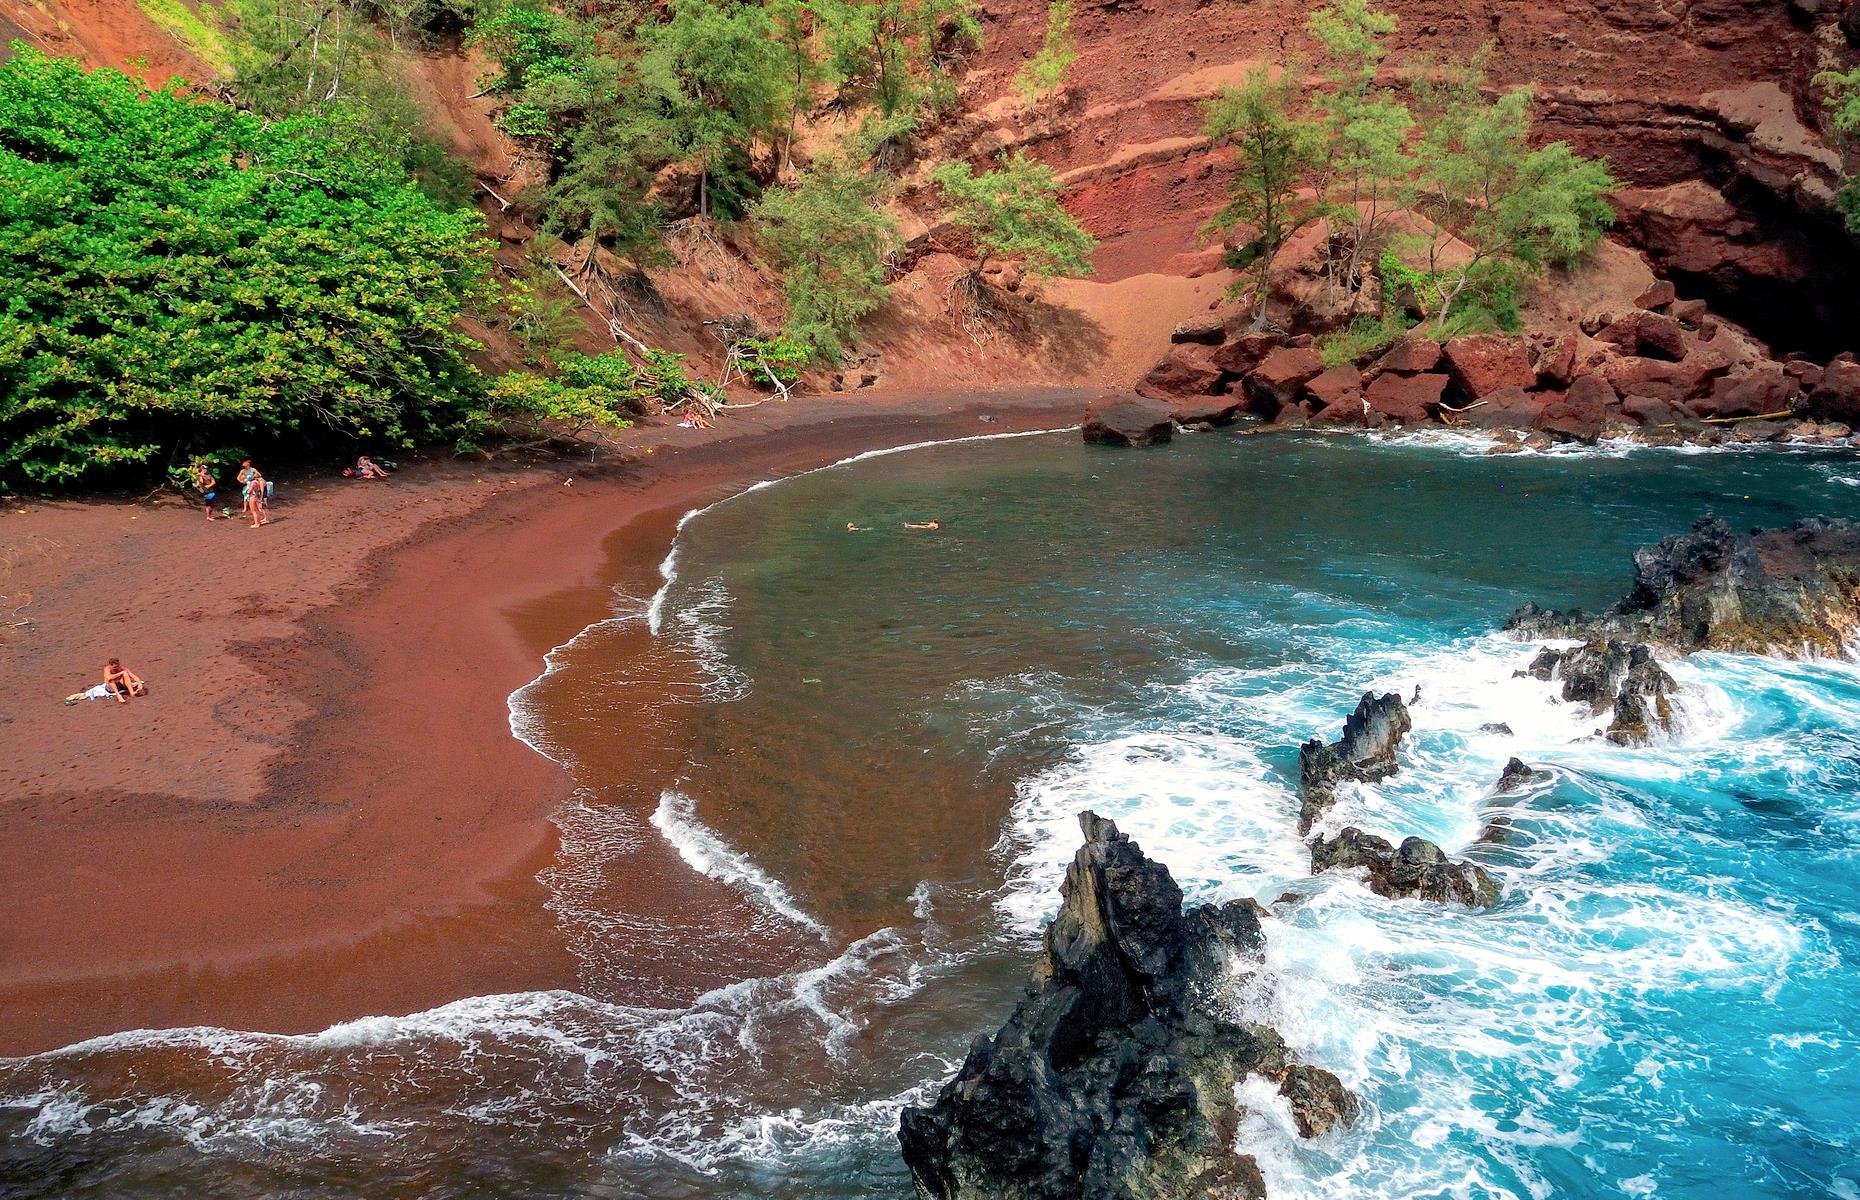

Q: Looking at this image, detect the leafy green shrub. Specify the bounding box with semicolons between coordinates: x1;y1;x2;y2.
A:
1815;68;1860;233
0;49;503;487
470;4;585;92
736;336;810;387
931;151;1096;280
1014;0;1076;105
1317;312;1413;367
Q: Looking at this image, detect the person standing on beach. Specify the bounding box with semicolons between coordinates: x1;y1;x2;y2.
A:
237;460;259;523
192;461;220;520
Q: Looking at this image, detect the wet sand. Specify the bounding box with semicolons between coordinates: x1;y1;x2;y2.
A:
0;389;1085;1056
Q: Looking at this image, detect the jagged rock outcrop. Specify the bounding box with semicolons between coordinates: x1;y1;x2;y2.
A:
1518;639;1678;746
1297;691;1412;834
1309;828;1502;908
899;813;1355;1200
1507;517;1860;657
1494;757;1551;793
1082;395;1176;447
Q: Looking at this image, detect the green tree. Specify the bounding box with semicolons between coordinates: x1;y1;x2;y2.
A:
768;0;824;171
1411;62;1616;330
0;49;513;486
640;0;785;216
1201;66;1325;327
1013;0;1075;106
234;0;474;205
815;0;981;120
752;160;901;360
1306;0;1413;303
1814;67;1860;231
930;150;1096;282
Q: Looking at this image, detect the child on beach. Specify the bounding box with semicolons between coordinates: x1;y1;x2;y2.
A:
192;461;220;520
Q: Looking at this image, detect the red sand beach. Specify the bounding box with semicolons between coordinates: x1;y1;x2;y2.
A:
0;389;1084;1056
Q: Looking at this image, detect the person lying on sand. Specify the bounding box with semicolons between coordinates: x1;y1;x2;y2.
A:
102;658;145;703
65;683;117;705
904;520;941;530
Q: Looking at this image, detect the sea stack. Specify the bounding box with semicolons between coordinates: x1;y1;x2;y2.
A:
899;813;1354;1200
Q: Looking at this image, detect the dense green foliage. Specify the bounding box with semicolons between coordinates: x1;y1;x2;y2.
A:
1202;0;1616;335
1815;67;1860;232
930;152;1096;280
752;160;901;360
235;0;475;206
0;48;623;488
1014;0;1076;106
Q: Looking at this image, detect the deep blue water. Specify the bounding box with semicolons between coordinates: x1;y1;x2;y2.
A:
4;429;1858;1200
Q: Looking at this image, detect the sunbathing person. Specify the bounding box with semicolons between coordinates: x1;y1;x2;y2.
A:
65;683;117;704
353;455;391;479
102;658;145;703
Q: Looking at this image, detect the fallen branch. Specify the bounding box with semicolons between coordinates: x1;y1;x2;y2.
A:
1435;398;1490;414
479;181;514;211
1701;409;1796;425
551;263;653;356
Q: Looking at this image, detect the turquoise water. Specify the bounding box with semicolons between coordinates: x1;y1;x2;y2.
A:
4;429;1859;1198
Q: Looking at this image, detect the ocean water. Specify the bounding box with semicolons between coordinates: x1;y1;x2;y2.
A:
5;430;1860;1199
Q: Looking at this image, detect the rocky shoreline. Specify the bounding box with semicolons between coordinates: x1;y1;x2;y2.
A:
1088;275;1860;451
901;516;1860;1198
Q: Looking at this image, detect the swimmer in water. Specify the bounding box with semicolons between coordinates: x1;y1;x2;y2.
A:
846;521;869;532
904;520;941;530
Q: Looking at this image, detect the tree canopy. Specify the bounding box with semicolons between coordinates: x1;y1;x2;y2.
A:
930;151;1096;280
0;48;509;486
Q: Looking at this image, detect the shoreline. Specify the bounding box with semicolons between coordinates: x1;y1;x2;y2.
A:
0;388;1087;1057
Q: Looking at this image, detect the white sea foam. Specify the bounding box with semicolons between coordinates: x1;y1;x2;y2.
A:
651;789;832;941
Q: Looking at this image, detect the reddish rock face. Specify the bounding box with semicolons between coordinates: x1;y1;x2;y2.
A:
1596;311;1688;362
1635;280;1678;310
1209;331;1282;376
1170;316;1227;345
1170;395;1244;426
1693;366;1800;420
1303;365;1364;409
1442;335;1537;399
1621;394;1684;426
1083;395;1176;446
1136;342;1225;399
1534;333;1579;388
1535;375;1619;442
1365;372;1448;423
1374;336;1443;375
1809;360;1860;423
1246;347;1326;411
1453;386;1548;430
1312;397;1368;426
1604;352;1734;403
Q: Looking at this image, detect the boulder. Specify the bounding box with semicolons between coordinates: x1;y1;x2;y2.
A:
1309;828;1502;907
1083;396;1176;447
1170;315;1227;345
1298;691;1411;833
1169;395;1244;427
1365;371;1448;423
1312;397;1370;427
1451;386;1546;431
899;813;1350;1200
1495;757;1550;792
1373;336;1443;375
1596;310;1688;362
832;368;879;391
1520;639;1677;743
1534;374;1617;443
1620;394;1683;427
1809;360;1860;424
1246;347;1326;412
1137;343;1225;400
1442;334;1537;398
1505;516;1860;658
1603;351;1734;404
1303;365;1364;409
1278;1066;1360;1139
1210;332;1283;377
1693;366;1799;420
1669;298;1709;326
1635;279;1678;309
1534;332;1579;388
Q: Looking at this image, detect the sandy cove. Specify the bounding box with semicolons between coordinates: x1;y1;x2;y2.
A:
0;389;1086;1056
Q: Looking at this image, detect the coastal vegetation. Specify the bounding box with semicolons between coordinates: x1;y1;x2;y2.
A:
1816;66;1860;232
1203;0;1617;340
